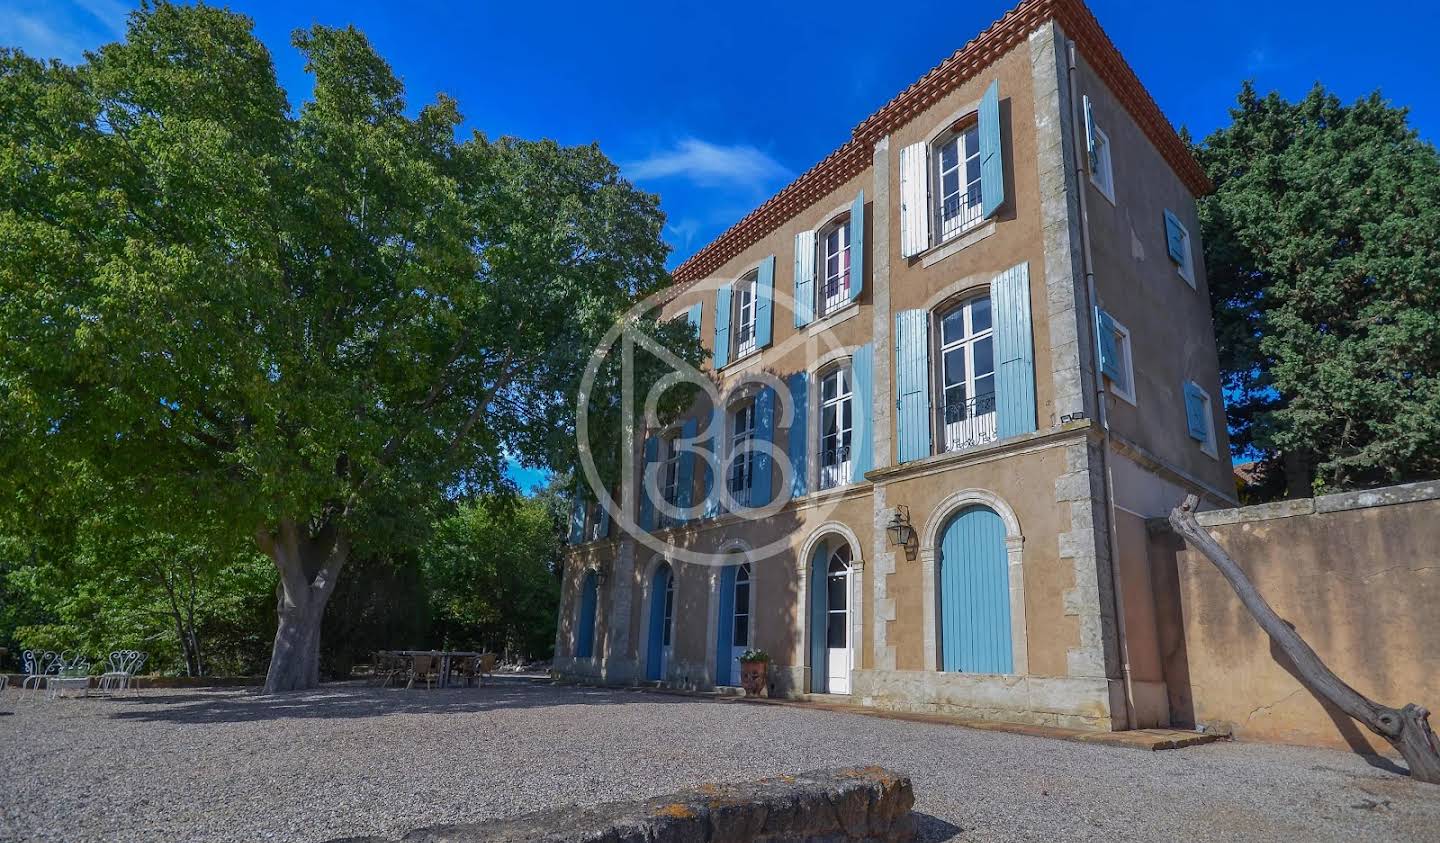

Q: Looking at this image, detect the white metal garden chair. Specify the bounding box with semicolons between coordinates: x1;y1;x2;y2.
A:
20;650;63;699
98;650;147;695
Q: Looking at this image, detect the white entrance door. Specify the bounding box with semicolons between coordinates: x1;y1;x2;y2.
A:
730;563;752;682
825;547;852;694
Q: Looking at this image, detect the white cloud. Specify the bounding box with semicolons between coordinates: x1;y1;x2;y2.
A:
74;0;132;36
0;0;132;64
665;218;703;252
626;138;791;191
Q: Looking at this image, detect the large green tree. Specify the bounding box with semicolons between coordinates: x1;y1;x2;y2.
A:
1196;82;1440;493
0;3;696;691
422;494;561;662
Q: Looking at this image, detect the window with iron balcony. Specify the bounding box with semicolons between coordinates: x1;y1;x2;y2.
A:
818;364;853;490
727;400;756;508
935;294;997;454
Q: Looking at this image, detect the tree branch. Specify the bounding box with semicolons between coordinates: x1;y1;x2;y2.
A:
1169;494;1440;784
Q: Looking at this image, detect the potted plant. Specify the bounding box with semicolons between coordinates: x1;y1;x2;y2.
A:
738;649;770;697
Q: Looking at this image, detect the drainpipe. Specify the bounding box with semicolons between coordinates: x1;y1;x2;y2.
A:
1066;38;1136;731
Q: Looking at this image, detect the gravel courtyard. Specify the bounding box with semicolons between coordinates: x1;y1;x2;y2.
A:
2;678;1437;842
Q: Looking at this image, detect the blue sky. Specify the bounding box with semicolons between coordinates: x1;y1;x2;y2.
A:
6;0;1437;485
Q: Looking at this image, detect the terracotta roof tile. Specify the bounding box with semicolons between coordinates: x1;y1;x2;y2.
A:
667;0;1207;294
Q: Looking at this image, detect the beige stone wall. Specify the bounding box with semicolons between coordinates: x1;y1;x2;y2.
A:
1069;49;1234;501
1148;482;1440;753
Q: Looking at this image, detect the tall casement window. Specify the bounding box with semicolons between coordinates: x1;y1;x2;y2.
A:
819;365;853;490
937;295;997;453
819;215;852;316
658;434;681;527
899;80;1003;259
734;271;759;359
733;562;752;650
728;400;757;507
935;121;984;240
661;569;675;647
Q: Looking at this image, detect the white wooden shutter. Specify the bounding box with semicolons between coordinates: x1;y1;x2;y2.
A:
899;141;929;258
793;230;815;327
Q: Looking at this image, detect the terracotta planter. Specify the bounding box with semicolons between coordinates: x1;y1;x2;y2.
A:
739;660;768;697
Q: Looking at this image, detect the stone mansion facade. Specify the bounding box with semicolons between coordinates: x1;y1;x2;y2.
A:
554;0;1236;731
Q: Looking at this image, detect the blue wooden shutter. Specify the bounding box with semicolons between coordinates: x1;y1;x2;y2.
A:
794;231;815;327
979;79;1005;219
754;255;775;349
568;484;586;545
675;417;697;521
895;310;931;462
715;564;737;686
1096;308;1121;382
1163;210;1186;265
686;302;702;334
787;372;808;498
713;284;732;368
703;409;722;518
851;343;874;482
646;566;667;680
750;386;776;506
638;435;659;531
808;544;827;693
992;262;1036;439
1083;95;1097;171
1184;382;1210;443
597;496;611;538
847;191;865;303
576;571;598;658
939;506;1011;674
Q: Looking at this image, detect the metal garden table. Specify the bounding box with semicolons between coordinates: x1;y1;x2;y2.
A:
391;650;480;688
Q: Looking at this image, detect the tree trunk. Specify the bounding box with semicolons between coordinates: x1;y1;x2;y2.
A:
1169;494;1440;784
257;519;350;694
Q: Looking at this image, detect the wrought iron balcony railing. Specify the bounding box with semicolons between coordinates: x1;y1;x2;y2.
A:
937;393;998;454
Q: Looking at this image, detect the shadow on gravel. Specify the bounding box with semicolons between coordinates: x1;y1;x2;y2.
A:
912;812;963;841
99;677;706;725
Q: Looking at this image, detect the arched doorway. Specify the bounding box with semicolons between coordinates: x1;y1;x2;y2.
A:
576;569;598;659
646;563;674;681
715;556;752;686
937;505;1011;673
808;539;853;694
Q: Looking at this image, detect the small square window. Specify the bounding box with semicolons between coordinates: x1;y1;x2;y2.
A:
1090;125;1115;204
1164;210;1196;288
1104;316;1136;406
1183;380;1218;459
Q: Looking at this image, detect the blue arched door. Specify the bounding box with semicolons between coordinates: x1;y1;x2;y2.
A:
937;505;1012;674
575;570;599;659
646;563;674;680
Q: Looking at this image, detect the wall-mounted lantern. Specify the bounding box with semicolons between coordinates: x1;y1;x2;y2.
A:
886;505;916;550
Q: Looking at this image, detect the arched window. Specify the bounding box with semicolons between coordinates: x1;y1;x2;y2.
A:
936;295;997;453
728;398;757;507
826;545;850;650
575;570;599;659
732;562;752;649
818;364;853;490
818;214;852;316
661;568;675;647
734;270;759;358
934;118;983;240
658;433;681;527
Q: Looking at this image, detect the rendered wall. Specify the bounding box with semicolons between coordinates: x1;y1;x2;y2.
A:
1149;481;1440;754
